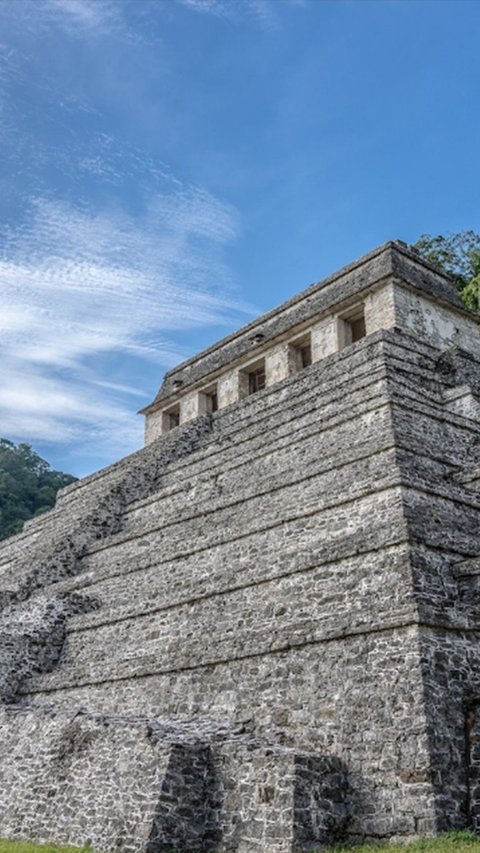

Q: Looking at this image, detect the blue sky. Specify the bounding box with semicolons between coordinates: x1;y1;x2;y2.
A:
0;0;479;477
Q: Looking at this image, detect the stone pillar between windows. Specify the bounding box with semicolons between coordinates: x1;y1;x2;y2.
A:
311;317;339;362
179;392;201;424
218;370;242;409
336;318;351;350
238;369;250;399
265;344;296;387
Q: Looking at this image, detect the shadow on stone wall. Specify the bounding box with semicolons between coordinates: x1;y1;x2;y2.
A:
293;754;350;848
146;743;221;853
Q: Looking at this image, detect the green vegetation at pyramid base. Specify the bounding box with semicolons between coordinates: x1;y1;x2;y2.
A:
0;843;92;853
0;832;479;853
324;830;480;852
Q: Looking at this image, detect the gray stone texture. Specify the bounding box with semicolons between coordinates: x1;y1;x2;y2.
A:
0;242;479;851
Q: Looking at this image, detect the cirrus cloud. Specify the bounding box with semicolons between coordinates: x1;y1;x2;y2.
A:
0;189;255;462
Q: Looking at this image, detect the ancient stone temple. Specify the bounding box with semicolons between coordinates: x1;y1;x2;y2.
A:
1;240;480;852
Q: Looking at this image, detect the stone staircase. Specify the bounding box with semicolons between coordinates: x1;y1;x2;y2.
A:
3;329;477;851
15;336;408;708
0;337;388;852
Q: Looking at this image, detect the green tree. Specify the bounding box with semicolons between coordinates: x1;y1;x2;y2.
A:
413;231;480;313
0;439;77;542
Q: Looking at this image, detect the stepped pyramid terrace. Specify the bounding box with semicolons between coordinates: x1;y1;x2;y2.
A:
1;240;480;852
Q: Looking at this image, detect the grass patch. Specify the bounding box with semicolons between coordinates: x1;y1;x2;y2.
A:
0;833;479;853
324;830;480;852
0;843;91;853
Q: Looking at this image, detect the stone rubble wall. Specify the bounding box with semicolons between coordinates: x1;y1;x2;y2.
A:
0;705;348;853
9;330;444;843
388;285;480;360
20;334;418;703
2;325;480;848
0;706;174;852
382;336;480;832
418;630;480;834
23;628;438;840
213;744;348;853
0;416;216;701
0;591;98;702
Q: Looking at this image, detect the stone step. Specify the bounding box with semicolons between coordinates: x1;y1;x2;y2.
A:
392;404;480;469
133;360;388;499
443;385;480;421
77;448;401;578
22;499;410;696
128;384;386;512
42;493;406;628
403;488;480;554
452;556;480;578
125;362;477;528
80;445;475;586
395;449;480;507
119;405;393;538
25;574;414;696
63;546;412;668
452;463;480;491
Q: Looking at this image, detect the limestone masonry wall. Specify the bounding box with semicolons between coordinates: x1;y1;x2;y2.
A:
0;241;479;851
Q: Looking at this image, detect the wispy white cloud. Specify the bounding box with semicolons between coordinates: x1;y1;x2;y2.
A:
177;0;303;29
177;0;233;19
0;368;139;447
42;0;125;37
0;0;145;50
0;191;254;457
0;0;116;40
0;0;293;473
0;0;256;464
46;0;115;27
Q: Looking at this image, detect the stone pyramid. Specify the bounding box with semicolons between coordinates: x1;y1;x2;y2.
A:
0;241;479;852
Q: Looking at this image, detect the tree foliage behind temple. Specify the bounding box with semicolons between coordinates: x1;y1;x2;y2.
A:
0;439;77;542
413;231;480;313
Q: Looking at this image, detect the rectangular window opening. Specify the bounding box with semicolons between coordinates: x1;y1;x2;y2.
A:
349;314;366;342
299;342;312;368
164;406;180;431
248;366;266;394
201;385;218;414
338;306;366;350
242;360;266;396
291;334;312;371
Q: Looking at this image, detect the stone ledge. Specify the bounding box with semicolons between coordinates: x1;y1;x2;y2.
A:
452;462;480;490
443;385;480;421
22;616;421;695
452;557;480;578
